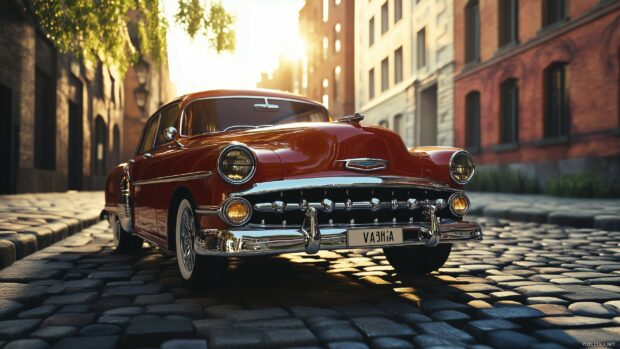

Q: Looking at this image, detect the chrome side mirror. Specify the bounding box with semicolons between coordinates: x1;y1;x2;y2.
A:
164;127;184;149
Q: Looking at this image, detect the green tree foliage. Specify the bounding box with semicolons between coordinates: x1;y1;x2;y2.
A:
28;0;235;73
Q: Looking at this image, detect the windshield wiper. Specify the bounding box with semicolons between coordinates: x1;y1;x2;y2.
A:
222;124;274;132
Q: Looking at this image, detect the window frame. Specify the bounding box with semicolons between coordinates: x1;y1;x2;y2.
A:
543;62;569;139
417;27;426;69
369;68;375;100
381;57;390;92
394;46;403;84
465;91;481;151
369;17;375;47
465;0;481;64
499;78;519;145
381;1;389;35
499;0;519;47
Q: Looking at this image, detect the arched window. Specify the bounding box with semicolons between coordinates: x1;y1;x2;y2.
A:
544;62;569;139
499;78;519;145
465;0;480;63
112;125;121;165
465;91;481;150
93;116;107;175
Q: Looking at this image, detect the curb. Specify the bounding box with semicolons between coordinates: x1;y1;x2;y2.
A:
0;214;101;269
469;204;620;230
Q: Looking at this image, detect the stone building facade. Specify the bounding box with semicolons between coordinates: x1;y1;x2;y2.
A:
453;0;620;186
355;0;454;147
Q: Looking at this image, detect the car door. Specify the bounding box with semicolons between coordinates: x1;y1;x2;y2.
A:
131;112;163;243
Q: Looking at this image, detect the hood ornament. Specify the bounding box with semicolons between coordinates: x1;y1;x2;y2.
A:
338;158;388;172
336;112;364;123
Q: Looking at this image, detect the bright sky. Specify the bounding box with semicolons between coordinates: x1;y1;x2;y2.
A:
164;0;305;96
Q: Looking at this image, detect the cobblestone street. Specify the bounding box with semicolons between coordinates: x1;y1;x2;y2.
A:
1;213;620;348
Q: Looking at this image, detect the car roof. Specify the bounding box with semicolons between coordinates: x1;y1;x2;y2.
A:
172;89;324;110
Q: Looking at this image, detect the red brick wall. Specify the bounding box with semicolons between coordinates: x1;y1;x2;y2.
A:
454;0;620;165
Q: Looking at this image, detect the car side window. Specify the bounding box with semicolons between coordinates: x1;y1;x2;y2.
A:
155;104;180;146
137;114;160;154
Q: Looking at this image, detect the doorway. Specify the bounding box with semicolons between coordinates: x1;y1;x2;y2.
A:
418;84;438;146
68;100;83;190
0;84;17;193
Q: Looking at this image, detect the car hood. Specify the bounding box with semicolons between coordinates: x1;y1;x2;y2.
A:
187;122;432;181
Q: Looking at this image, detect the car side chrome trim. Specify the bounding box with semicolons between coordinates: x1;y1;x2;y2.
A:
230;176;453;197
133;171;213;186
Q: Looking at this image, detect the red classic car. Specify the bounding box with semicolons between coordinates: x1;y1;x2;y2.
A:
103;89;482;284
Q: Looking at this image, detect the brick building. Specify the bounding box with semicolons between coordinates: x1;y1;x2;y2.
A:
0;0;173;193
454;0;620;186
298;0;355;117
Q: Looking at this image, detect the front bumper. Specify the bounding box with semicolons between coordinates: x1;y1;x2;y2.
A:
194;220;483;256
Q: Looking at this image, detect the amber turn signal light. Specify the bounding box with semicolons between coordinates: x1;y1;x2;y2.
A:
222;198;252;226
449;193;470;216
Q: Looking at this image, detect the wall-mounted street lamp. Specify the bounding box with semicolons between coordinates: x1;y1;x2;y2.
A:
134;85;148;112
134;58;150;85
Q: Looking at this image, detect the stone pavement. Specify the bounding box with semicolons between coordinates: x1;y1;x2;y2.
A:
0;217;619;348
469;192;620;230
0;192;103;268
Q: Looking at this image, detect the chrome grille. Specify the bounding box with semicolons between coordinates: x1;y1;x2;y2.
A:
242;187;457;226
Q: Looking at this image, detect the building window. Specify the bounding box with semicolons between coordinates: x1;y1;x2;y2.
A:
93;116;107;175
93;61;103;98
112;125;121;165
110;75;116;103
417;28;426;69
34;34;57;171
394;114;404;135
465;91;481;150
394;0;402;23
34;68;56;170
394;46;403;84
322;36;329;60
542;0;565;27
333;66;341;101
322;94;329;109
369;68;375;100
379;120;389;128
334;0;341;5
322;0;329;22
499;78;519;145
499;0;518;47
381;57;389;92
544;62;569;139
381;1;389;34
465;0;480;63
369;17;375;46
334;39;341;53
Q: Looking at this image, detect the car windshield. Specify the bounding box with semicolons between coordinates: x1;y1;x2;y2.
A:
181;97;329;136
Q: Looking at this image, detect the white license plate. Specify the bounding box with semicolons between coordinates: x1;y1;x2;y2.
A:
347;227;403;247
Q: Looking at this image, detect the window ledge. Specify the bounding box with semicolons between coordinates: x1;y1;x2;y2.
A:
495;41;520;57
537;17;570;36
462;60;481;73
534;135;570;147
491;142;519;152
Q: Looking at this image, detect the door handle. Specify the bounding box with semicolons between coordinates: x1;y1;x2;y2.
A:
143;153;153;159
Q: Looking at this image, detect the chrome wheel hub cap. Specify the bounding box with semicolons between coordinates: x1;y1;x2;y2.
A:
180;207;196;273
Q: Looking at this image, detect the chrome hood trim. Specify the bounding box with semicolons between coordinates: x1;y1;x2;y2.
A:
231;176;453;197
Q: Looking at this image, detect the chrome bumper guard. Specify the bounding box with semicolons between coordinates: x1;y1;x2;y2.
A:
194;215;483;257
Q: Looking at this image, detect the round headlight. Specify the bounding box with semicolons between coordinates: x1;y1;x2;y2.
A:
221;197;252;226
449;192;470;216
218;145;256;184
449;151;475;184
